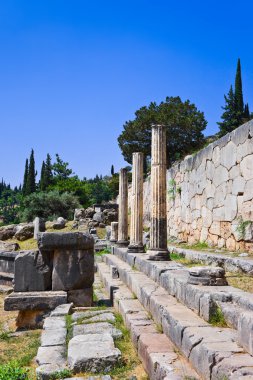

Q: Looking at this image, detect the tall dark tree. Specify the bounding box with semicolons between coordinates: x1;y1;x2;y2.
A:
234;58;244;116
244;103;250;120
27;149;36;194
218;86;241;136
40;161;46;191
44;154;53;189
111;165;115;176
118;96;206;168
22;159;29;195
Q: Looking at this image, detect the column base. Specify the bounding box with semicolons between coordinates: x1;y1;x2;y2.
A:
127;244;145;253
109;239;117;244
147;249;170;261
116;240;129;248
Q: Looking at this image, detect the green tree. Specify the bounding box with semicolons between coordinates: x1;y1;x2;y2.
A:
52;154;73;181
111;165;115;176
118;96;206;168
244;103;250;120
217;86;241;136
234;58;244;116
44;153;53;188
19;190;80;222
40;161;46;191
27;149;36;194
22;159;29;196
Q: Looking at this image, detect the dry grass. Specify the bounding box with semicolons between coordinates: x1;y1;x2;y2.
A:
226;272;253;292
0;294;40;379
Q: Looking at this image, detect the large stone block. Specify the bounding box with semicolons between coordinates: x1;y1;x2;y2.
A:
67;288;93;306
4;291;67;311
14;250;53;292
238;311;253;355
52;249;94;291
38;232;94;251
68;333;121;373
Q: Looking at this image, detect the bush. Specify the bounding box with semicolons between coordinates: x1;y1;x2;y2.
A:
19;190;81;222
0;362;28;380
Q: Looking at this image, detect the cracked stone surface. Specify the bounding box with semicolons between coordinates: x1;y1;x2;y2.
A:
68;333;121;373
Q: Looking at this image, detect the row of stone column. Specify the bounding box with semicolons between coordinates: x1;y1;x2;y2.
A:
110;124;169;261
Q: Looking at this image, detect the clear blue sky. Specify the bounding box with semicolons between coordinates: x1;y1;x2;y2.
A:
1;1;253;187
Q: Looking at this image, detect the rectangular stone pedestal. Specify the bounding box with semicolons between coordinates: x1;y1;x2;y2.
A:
67;288;93;307
4;291;67;311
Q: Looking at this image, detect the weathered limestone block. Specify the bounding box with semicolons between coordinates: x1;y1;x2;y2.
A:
14;250;53;292
4;291;67;311
41;328;66;346
242;201;253;221
220;141;237;169
224;194;237;221
209;221;220;236
244;179;253;202
67;288;93;306
232;175;246;195
238;311;253;355
213;165;229;187
34;217;46;239
52;249;94;291
110;222;118;243
15;223;34;241
201;206;212;228
212;146;221;167
187;267;228;286
206;160;215;180
38;232;93;251
240;155;253;180
68;333;121;373
0;241;19;252
36;345;66;366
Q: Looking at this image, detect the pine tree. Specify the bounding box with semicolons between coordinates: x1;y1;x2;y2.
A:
27;149;36;194
234;58;244;121
111;165;114;176
22;158;29;195
218;86;241;137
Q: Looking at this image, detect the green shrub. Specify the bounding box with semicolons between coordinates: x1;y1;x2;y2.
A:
19;190;80;222
0;362;28;380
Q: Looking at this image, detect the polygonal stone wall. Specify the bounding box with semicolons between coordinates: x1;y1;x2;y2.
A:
138;120;253;251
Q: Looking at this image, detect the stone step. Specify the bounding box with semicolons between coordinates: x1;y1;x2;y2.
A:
98;255;253;379
111;247;253;356
0;271;14;285
4;290;67;311
97;262;200;380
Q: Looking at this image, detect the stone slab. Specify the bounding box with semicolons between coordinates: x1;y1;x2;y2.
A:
50;303;73;316
43;316;66;330
38;232;94;250
41;328;66;346
4;291;67;311
73;322;122;339
36;345;66;366
36;363;65;380
68;333;121;373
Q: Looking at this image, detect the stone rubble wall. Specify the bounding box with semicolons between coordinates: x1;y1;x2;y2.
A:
139;120;253;251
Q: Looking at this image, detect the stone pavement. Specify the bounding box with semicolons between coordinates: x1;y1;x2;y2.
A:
98;249;253;379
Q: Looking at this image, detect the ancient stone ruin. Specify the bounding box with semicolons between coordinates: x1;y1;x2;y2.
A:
0;120;253;379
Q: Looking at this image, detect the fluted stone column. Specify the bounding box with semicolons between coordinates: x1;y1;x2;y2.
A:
128;152;144;253
148;124;170;261
117;168;129;246
110;222;118;243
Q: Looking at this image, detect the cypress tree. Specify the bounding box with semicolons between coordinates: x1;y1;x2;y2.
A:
111;165;114;176
218;86;241;137
244;103;250;120
22;158;29;195
40;161;46;191
44;153;53;189
234;58;244;119
27;149;36;194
